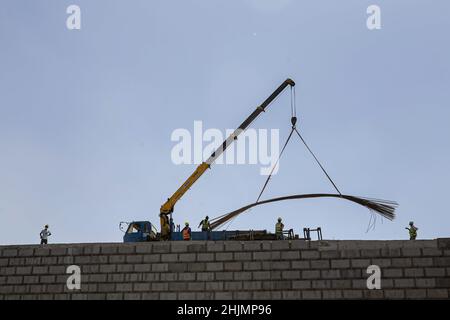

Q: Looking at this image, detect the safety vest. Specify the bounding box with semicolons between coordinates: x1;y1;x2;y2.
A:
202;219;210;230
409;227;417;237
275;222;283;234
182;227;191;240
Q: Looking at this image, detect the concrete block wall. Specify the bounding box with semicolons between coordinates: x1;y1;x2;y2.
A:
1;239;449;300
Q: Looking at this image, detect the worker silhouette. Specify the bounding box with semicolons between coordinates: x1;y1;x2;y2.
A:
169;217;175;233
40;225;52;245
198;216;211;232
275;218;284;240
159;213;170;241
405;221;418;240
182;222;191;241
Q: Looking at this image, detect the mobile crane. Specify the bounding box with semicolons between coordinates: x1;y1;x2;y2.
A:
160;79;295;238
121;79;296;242
121;77;397;242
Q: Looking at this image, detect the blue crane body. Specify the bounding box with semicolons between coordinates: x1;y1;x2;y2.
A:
121;221;276;242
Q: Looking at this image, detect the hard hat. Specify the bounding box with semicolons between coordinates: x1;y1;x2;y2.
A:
278;217;282;221
185;222;189;226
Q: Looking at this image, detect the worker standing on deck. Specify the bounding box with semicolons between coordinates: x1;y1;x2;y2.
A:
198;216;211;232
405;221;418;240
169;217;175;233
182;222;191;241
275;218;284;240
40;225;51;245
160;214;170;241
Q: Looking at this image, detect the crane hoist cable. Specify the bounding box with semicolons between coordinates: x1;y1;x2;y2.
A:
256;86;297;202
209;86;397;231
256;85;341;203
256;127;295;203
225;85;298;232
293;127;342;196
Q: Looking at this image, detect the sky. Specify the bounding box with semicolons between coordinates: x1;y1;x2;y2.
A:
0;0;449;245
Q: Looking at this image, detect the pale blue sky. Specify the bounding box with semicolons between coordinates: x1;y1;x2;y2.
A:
0;0;449;245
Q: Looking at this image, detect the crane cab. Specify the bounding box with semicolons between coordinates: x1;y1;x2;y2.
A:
122;221;158;243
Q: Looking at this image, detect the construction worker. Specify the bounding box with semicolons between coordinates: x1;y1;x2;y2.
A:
160;213;171;241
40;225;52;245
198;215;211;232
405;221;418;240
182;222;191;241
275;217;284;240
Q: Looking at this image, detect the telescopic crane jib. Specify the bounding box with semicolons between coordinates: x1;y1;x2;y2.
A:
159;79;296;239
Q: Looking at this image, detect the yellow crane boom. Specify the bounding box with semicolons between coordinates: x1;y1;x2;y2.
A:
159;78;296;237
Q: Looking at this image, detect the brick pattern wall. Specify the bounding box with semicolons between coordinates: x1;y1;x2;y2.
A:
1;239;449;300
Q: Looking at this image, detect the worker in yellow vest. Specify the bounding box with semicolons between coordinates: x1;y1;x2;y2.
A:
275;217;284;240
198;216;211;232
182;222;191;241
405;221;418;240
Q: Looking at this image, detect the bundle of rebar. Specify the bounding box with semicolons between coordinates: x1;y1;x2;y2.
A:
209;194;397;231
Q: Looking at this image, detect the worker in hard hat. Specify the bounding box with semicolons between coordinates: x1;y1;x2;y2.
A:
275;218;284;240
40;224;52;245
198;215;211;232
182;222;191;241
405;221;418;240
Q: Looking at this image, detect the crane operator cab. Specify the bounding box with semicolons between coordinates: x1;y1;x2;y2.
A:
120;221;158;242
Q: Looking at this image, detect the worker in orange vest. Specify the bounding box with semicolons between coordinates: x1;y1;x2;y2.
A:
182;222;191;241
